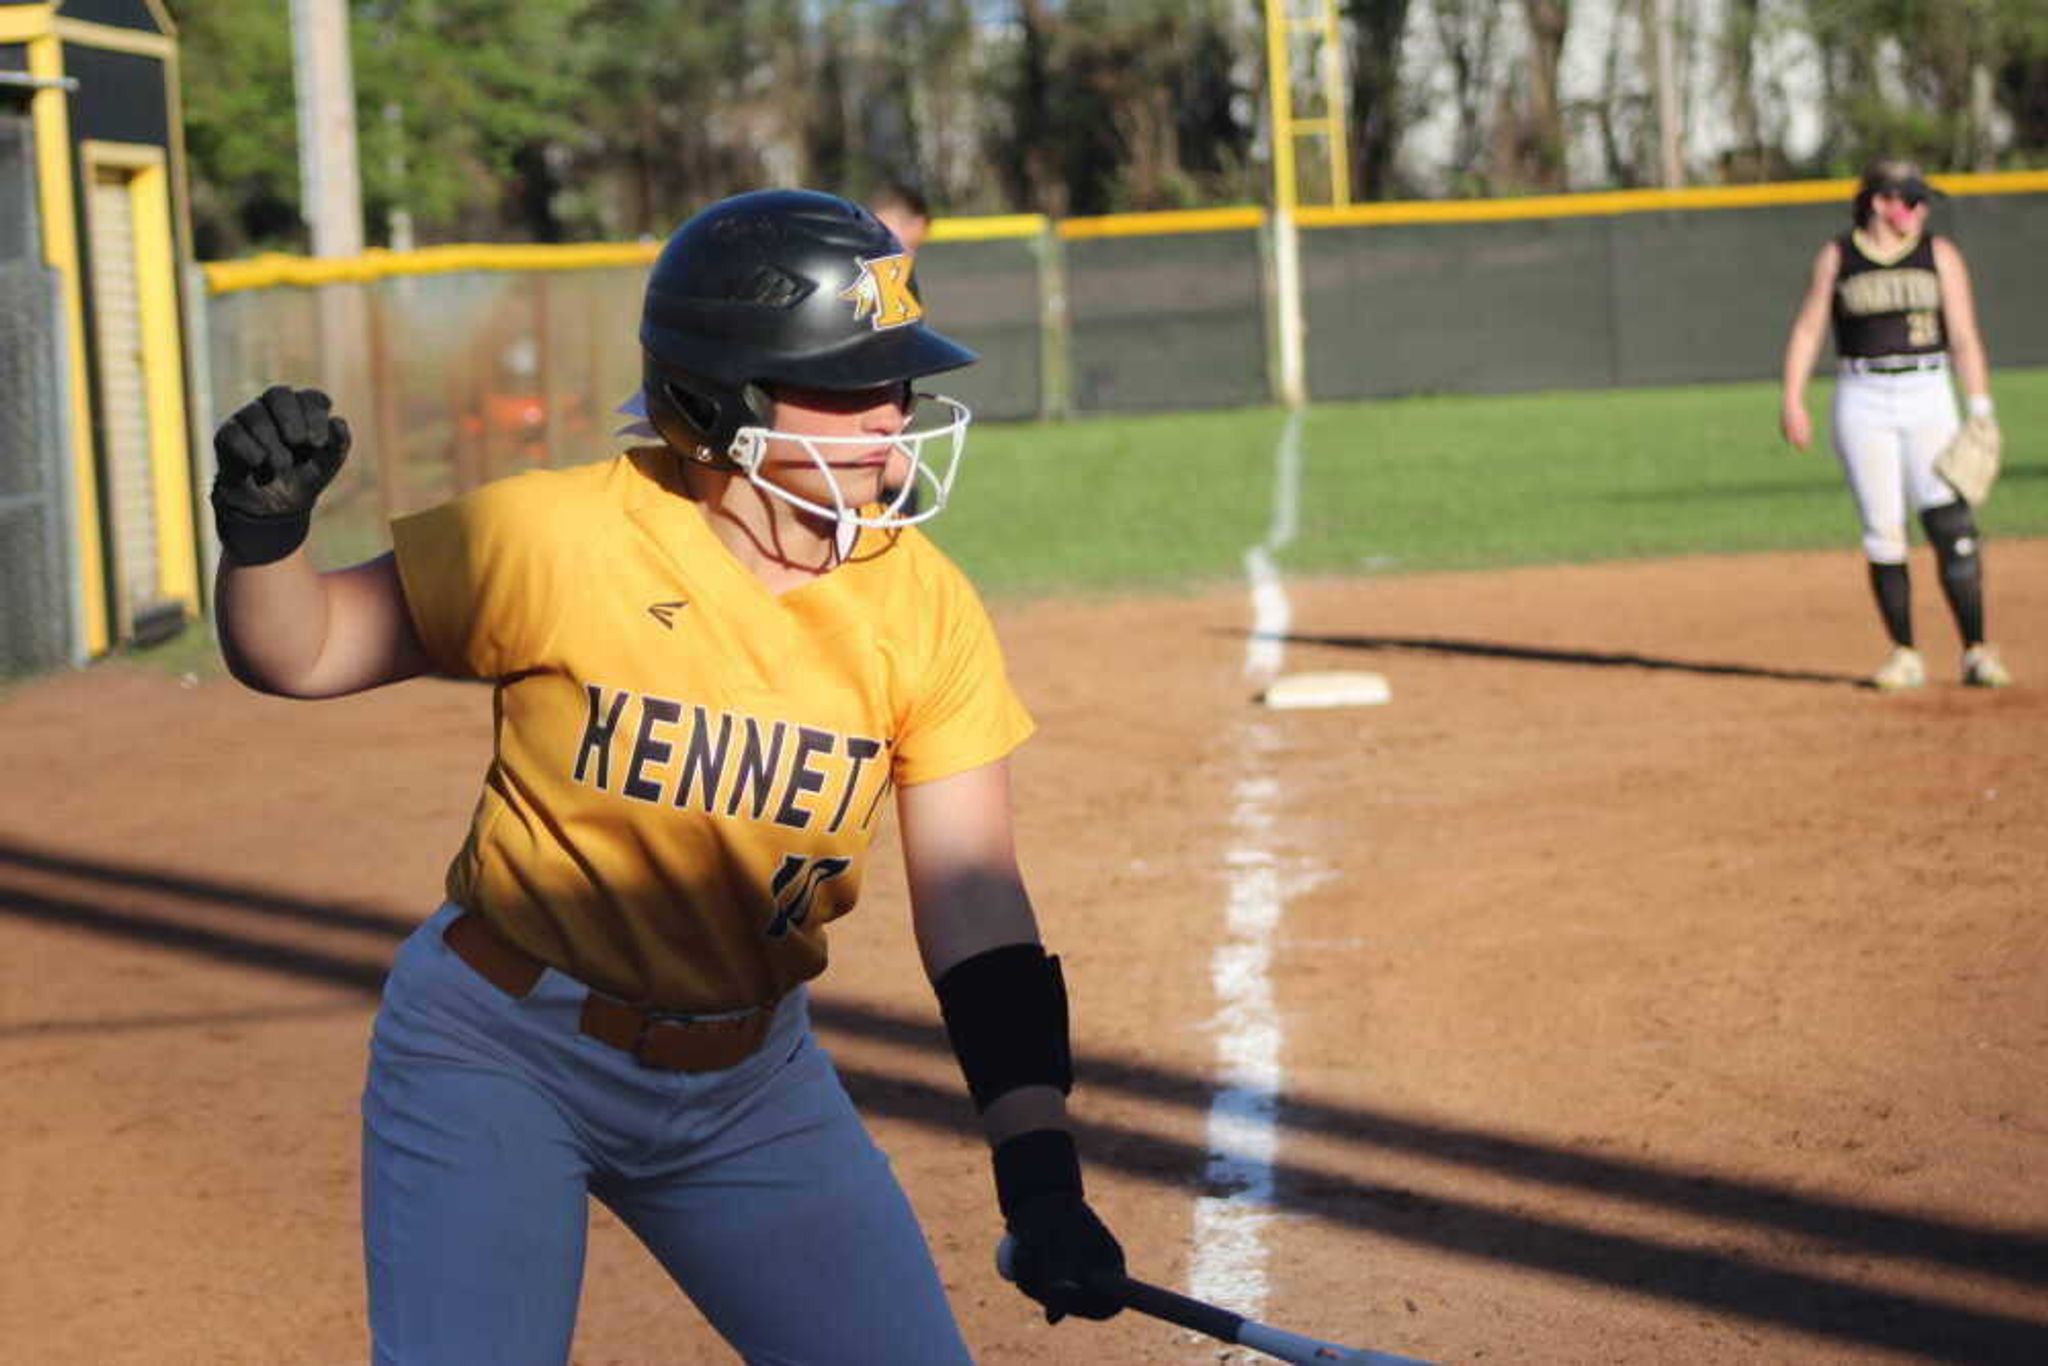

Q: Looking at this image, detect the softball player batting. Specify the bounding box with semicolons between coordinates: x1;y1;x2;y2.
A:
211;189;1124;1362
1779;158;2011;691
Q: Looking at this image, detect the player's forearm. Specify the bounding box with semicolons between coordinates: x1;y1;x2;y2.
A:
1781;320;1826;404
913;868;1043;982
1950;330;1991;402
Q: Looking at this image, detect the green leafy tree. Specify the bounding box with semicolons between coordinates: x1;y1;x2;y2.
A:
566;0;813;235
1800;0;2045;172
991;0;1256;215
1346;0;1417;198
164;0;301;256
354;0;592;242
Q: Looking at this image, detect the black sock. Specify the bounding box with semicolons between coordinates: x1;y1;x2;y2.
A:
1936;551;1985;647
1867;562;1912;647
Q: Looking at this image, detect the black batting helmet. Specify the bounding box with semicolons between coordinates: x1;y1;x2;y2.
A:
639;189;977;462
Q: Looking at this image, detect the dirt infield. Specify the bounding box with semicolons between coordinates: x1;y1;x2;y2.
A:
3;544;2044;1365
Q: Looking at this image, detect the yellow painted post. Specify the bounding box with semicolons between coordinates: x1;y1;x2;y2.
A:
1264;0;1349;408
1317;0;1350;207
1263;0;1298;213
1264;0;1350;211
131;157;199;613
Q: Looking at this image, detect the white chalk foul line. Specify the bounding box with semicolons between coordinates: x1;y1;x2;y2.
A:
1189;408;1303;1317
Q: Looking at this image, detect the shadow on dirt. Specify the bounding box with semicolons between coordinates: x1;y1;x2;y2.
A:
1258;630;1869;687
2;834;2042;1360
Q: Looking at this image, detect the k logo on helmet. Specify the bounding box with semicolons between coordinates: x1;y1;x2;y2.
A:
839;253;923;331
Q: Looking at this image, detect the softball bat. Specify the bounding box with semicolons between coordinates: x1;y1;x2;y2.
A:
996;1236;1431;1365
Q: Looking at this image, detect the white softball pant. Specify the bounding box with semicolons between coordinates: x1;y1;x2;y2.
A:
1829;367;1961;563
361;903;971;1365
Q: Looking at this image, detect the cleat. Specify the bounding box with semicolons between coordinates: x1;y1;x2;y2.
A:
1962;644;2012;688
1871;646;1926;691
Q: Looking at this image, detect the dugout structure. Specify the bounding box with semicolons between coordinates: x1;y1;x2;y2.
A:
1;0;200;674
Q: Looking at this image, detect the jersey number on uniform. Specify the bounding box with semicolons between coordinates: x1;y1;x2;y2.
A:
766;853;854;938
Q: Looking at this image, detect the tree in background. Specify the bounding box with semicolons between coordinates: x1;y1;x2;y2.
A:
1993;2;2048;157
355;0;591;242
169;0;596;249
985;0;1257;216
1715;0;1781;181
1346;0;1418;198
169;0;2048;259
167;0;300;257
569;1;812;236
1796;0;2040;173
1493;0;1574;191
1421;0;1509;194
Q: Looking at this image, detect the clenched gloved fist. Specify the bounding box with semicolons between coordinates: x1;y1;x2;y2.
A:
995;1130;1125;1324
211;385;351;565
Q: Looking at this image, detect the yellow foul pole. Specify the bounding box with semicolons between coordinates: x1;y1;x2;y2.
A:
1264;0;1351;211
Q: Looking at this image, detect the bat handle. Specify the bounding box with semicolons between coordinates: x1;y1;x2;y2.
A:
994;1238;1255;1350
995;1236;1432;1366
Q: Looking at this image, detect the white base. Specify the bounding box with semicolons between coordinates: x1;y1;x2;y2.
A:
1260;670;1392;710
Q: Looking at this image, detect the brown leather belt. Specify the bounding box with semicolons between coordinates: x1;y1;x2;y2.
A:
442;911;774;1073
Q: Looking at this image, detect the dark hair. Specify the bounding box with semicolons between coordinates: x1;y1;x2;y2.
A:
868;180;931;222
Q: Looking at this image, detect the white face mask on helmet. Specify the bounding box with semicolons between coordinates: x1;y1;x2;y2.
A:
727;393;971;530
617;387;973;531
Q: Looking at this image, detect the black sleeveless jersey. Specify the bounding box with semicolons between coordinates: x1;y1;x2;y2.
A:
1831;232;1945;359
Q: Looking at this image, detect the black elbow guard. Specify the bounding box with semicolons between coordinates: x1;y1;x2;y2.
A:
935;943;1074;1111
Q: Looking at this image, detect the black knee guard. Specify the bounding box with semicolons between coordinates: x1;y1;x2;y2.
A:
1921;502;1980;564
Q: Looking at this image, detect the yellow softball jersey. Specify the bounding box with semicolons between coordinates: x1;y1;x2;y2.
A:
391;449;1034;1011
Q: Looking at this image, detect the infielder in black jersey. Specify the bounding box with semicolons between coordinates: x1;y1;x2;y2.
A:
1780;158;2010;690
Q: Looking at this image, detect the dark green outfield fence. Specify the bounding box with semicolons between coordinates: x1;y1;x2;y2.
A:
1060;226;1271;414
902;234;1044;423
1300;191;2048;399
197;173;2048;555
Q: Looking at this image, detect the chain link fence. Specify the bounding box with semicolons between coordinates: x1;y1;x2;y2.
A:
1;100;77;677
0;261;75;677
198;180;2048;561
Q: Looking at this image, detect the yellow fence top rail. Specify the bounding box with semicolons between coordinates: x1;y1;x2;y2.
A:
204;241;661;294
1296;168;2048;228
1058;206;1264;239
927;213;1048;243
202;216;1051;293
201;170;2048;293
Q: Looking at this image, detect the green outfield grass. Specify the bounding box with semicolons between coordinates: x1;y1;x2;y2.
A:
112;367;2047;680
932;367;2048;601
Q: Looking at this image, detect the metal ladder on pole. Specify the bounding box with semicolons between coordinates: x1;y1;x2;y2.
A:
1262;0;1349;405
1263;0;1350;213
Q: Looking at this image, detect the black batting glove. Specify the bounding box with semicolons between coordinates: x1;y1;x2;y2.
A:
996;1129;1125;1323
211;385;351;565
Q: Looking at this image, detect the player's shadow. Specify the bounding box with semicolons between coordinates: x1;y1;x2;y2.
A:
3;835;2043;1360
828;1047;2048;1363
1262;629;1869;687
